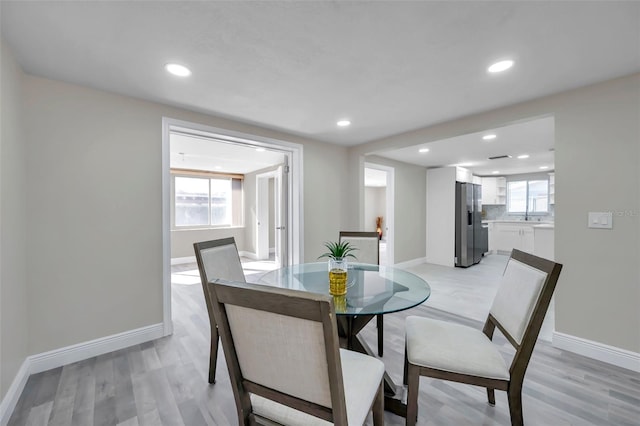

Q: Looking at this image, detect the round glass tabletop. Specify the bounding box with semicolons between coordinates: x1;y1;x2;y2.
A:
258;262;431;316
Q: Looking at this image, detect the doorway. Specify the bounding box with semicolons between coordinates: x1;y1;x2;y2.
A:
364;163;394;265
161;118;303;335
256;165;287;267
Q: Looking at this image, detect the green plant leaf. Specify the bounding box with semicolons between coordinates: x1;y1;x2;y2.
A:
317;240;358;260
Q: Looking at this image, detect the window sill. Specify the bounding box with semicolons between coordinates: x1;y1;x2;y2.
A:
171;225;245;232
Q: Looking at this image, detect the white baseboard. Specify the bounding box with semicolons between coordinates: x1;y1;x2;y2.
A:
238;251;258;260
171;256;195;265
393;257;427;269
0;360;29;426
0;323;164;426
553;332;640;373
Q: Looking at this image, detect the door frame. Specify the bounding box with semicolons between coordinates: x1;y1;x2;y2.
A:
161;118;303;335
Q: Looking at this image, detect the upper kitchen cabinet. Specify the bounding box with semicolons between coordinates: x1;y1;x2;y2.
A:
548;172;555;205
456;167;474;183
481;177;506;205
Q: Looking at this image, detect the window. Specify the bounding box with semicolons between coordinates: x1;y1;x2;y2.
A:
507;179;549;214
173;174;242;227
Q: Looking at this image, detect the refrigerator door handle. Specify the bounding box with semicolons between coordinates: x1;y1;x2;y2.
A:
468;210;473;225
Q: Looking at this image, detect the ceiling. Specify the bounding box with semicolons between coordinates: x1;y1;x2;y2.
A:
2;1;639;151
377;116;555;176
170;133;285;174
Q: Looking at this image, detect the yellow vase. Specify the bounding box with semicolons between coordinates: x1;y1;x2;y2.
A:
328;258;348;295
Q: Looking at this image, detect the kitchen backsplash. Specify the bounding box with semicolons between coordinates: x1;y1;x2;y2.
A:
482;204;555;222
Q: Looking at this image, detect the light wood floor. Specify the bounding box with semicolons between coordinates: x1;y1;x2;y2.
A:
8;259;640;425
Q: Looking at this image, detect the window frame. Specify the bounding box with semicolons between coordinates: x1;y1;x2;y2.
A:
171;169;244;230
506;178;550;216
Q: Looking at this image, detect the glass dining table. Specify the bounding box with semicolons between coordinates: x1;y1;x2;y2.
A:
258;262;431;417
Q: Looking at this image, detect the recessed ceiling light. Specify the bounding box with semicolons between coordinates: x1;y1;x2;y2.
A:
488;60;514;73
539;166;549;170
165;63;191;77
419;148;430;153
255;147;266;152
215;166;223;170
482;134;497;140
337;120;351;127
492;171;500;174
517;154;530;159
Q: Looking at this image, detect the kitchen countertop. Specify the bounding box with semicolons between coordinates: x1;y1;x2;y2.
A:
533;223;555;229
482;219;554;225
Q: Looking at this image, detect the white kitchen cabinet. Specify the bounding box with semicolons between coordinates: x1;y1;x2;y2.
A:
491;222;535;253
548;172;555;205
455;167;474;183
487;222;496;252
533;225;554;260
481;177;507;205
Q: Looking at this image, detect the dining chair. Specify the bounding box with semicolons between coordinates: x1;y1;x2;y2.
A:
404;249;562;426
193;237;246;384
339;231;384;356
208;278;385;425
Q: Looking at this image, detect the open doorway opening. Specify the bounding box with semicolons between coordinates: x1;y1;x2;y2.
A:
162;118;303;335
364;163;394;265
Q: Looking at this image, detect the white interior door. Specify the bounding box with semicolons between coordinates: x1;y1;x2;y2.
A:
274;162;288;266
256;173;270;260
257;164;288;266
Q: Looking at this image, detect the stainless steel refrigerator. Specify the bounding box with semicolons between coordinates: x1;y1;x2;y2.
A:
455;182;487;267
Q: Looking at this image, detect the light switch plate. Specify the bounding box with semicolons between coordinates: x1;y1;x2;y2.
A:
588;212;613;229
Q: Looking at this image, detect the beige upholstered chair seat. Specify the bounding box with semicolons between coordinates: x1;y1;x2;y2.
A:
405;317;509;380
252;349;385;425
403;249;563;426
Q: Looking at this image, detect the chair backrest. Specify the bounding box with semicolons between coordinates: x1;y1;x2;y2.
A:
485;249;562;379
209;279;348;424
193;238;246;330
339;231;380;265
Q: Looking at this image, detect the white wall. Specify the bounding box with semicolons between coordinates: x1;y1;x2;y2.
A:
18;73;347;358
304;142;350;260
349;73;640;354
0;39;28;401
171;227;245;259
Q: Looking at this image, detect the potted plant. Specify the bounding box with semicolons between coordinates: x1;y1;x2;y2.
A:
319;241;358;295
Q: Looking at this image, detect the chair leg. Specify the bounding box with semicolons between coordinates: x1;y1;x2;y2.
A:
487;388;495;405
208;326;219;384
403;345;408;385
405;364;420;426
372;381;384;426
507;387;524;426
376;315;384;357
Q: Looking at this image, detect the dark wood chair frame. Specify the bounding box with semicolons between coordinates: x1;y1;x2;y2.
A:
208;279;385;426
193;237;244;384
338;231;384;357
403;249;563;426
